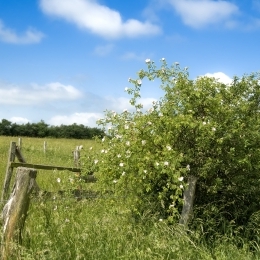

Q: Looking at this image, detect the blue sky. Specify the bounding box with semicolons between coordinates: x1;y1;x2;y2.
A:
0;0;260;127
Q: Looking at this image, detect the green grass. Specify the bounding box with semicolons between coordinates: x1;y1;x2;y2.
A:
0;136;260;259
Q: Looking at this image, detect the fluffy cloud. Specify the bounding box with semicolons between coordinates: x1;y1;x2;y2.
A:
49;112;103;127
9;117;30;124
204;72;233;84
0;20;44;44
168;0;239;28
40;0;161;38
0;82;82;105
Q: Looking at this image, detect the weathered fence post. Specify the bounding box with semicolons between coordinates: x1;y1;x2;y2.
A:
1;142;16;202
1;167;37;260
18;138;22;151
179;175;198;226
43;141;47;154
73;145;83;167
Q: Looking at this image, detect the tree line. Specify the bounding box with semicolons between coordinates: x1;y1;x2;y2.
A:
0;119;104;139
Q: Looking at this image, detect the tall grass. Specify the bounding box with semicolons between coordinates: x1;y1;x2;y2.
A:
0;136;260;259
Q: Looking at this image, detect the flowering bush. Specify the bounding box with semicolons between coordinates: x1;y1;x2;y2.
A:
83;59;260;227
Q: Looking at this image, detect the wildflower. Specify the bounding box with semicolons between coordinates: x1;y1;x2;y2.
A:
144;170;147;173
94;159;98;164
147;121;152;125
155;162;159;166
54;205;58;210
57;178;61;183
203;122;207;125
166;145;172;151
178;176;184;181
125;125;129;130
145;58;151;63
141;140;146;145
164;161;169;166
119;163;124;167
212;127;216;131
180;184;184;189
186;164;190;171
101;149;105;153
137;79;142;86
159;218;163;222
65;219;70;223
169;204;175;208
113;180;118;184
89;147;93;150
122;171;126;176
117;154;121;158
126;141;130;146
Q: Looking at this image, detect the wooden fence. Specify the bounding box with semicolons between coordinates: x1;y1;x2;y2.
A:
1;140;95;259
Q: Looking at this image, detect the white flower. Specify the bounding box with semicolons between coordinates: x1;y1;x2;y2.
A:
126;141;130;146
155;162;159;166
54;205;58;210
117;154;121;158
169;204;175;208
119;163;124;167
122;171;126;176
203;122;207;125
125;87;128;91
180;184;184;189
164;161;169;166
125;125;129;130
57;178;61;183
89;147;93;150
147;121;152;125
145;58;151;63
113;180;118;184
186;164;190;171
144;170;147;173
141;140;146;145
212;127;216;131
101;149;105;153
94;159;98;164
159;218;163;222
178;176;184;181
137;79;142;86
166;145;172;151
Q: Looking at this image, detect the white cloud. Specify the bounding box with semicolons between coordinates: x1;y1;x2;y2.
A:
49;112;103;127
0;20;45;44
204;72;232;84
9;117;30;124
94;44;114;56
40;0;161;38
0;82;82;105
168;0;239;28
105;96;157;112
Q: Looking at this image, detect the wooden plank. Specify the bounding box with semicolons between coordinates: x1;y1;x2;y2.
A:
15;146;26;163
10;162;81;172
1;142;17;202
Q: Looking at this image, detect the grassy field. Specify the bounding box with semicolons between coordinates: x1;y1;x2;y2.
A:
0;136;260;259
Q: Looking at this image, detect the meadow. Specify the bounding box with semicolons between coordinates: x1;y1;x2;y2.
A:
0;136;260;259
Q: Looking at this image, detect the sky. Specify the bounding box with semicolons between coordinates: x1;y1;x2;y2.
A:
0;0;260;127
